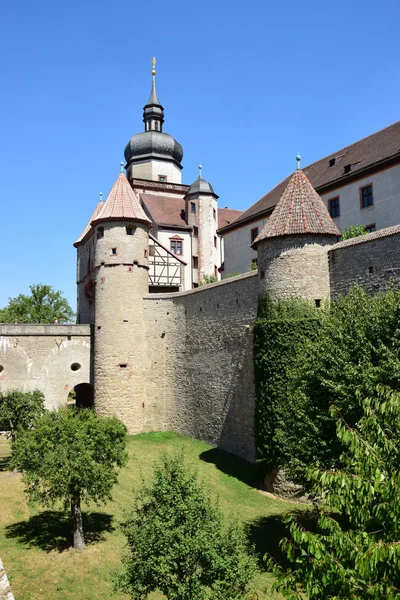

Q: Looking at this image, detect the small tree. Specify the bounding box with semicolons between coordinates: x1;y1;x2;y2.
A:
199;274;219;285
0;389;45;441
11;408;127;549
269;385;400;599
341;224;367;240
116;453;257;600
0;283;75;323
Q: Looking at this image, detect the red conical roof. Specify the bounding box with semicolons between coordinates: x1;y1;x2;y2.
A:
92;173;152;226
74;201;103;247
253;169;340;245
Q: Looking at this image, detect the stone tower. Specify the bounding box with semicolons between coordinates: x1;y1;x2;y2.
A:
185;169;220;283
89;171;152;431
253;161;340;303
124;60;184;184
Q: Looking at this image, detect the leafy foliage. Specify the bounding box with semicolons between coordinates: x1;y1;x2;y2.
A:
0;284;75;323
250;261;258;270
226;271;240;278
11;408;127;547
341;224;367;240
268;385;400;600
116;452;257;600
0;389;45;441
253;296;320;476
199;274;219;285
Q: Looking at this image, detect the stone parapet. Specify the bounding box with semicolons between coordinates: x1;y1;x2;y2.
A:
0;325;91;337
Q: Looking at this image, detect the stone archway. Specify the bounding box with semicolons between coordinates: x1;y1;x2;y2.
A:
74;383;94;408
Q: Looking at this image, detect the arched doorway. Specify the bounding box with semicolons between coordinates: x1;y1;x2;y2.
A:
68;383;94;409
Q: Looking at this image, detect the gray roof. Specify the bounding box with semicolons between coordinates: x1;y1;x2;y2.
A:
124;131;183;167
186;176;216;197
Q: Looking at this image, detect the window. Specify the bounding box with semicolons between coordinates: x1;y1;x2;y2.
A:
149;245;155;256
193;226;198;237
214;236;217;248
365;224;376;233
360;184;373;208
170;239;183;255
191;202;196;213
250;227;259;243
328;197;340;218
97;227;104;239
158;175;167;182
126;227;134;235
214;265;218;277
193;256;198;268
111;248;117;255
213;208;216;220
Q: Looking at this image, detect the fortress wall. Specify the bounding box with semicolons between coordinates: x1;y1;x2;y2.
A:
0;325;92;410
144;271;258;461
329;228;400;298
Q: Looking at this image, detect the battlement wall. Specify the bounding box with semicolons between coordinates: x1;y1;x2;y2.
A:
144;271;258;461
0;324;92;410
329;225;400;298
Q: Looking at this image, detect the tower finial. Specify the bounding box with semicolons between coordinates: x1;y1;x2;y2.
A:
296;154;301;170
198;164;202;179
152;56;156;76
120;161;124;173
99;191;103;202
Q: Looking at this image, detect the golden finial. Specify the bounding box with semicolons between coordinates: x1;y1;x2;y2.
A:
152;57;156;76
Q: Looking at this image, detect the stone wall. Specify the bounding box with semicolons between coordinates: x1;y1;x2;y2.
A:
144;271;259;461
329;225;400;298
0;325;92;410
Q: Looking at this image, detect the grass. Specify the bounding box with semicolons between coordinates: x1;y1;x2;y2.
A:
0;432;301;599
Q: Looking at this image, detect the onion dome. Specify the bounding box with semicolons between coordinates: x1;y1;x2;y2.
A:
185;165;218;198
253;157;340;247
124;61;183;170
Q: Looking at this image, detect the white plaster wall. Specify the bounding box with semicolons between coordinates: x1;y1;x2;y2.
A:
128;159;182;184
157;229;192;290
321;165;400;233
222;217;267;276
198;195;219;280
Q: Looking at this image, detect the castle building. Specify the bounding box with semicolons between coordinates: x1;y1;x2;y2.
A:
220;121;400;276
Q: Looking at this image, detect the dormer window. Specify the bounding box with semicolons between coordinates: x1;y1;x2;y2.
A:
126;226;134;236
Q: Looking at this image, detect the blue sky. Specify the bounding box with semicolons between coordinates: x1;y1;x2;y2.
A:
1;0;399;310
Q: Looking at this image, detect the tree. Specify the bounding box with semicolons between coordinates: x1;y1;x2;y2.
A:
269;385;400;599
115;453;257;600
277;285;400;485
0;389;45;441
341;224;367;240
10;408;127;549
0;284;75;323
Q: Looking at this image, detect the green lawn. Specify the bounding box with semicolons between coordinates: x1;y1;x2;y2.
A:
0;432;298;600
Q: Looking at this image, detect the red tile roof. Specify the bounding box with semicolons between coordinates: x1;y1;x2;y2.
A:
253;169;340;245
140;193;189;229
92;174;152;226
220;120;400;233
218;208;243;229
74;201;103;246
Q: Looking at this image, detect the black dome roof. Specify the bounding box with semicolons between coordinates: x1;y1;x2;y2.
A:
124;131;183;166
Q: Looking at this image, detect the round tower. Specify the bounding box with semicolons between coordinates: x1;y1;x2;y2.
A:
252;157;340;304
91;169;152;432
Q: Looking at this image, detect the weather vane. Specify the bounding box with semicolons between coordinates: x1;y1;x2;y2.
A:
152;57;156;76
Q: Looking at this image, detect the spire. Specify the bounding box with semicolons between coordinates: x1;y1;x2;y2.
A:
92;173;152;226
143;57;164;132
198;164;203;179
296;154;301;170
252;169;340;245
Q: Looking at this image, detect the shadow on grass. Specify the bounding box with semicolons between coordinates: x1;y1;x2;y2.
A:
248;509;320;569
199;448;260;488
0;456;11;471
5;510;114;552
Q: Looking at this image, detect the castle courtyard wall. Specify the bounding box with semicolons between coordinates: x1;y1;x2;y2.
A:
144;271;258;461
329;226;400;298
0;325;92;410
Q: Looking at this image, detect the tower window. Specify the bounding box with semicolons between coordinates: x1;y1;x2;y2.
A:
250;227;259;243
170;239;183;255
158;175;167;182
193;256;198;268
360;184;373;208
214;236;217;248
193;226;198;237
126;227;134;235
191;202;196;213
328;197;340;218
213;208;216;220
111;248;117;255
97;227;104;239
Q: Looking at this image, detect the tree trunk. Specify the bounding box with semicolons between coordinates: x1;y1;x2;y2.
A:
71;496;86;549
263;468;278;493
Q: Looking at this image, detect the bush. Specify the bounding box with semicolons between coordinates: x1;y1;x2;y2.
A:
116;452;257;599
268;385;400;599
341;224;367;240
0;389;45;441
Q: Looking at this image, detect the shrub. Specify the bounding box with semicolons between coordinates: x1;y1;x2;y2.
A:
0;389;45;441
